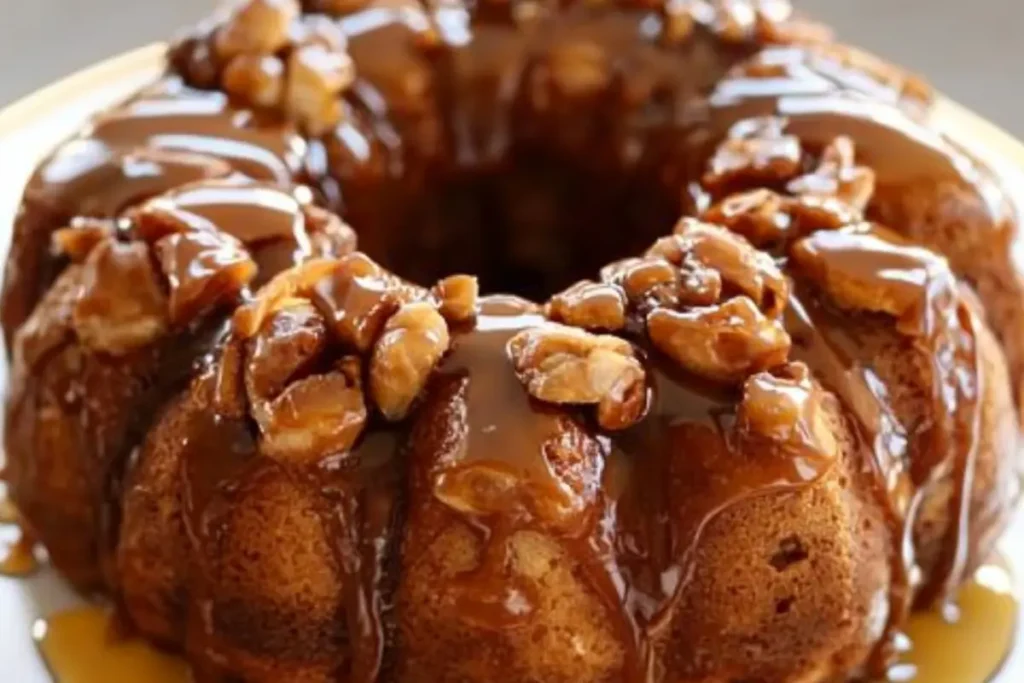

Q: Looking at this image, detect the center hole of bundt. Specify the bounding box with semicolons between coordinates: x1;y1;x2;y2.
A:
357;144;683;299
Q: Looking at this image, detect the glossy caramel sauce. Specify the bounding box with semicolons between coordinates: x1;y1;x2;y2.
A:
34;607;190;683
889;560;1019;683
0;494;39;577
0;529;40;577
21;560;1017;682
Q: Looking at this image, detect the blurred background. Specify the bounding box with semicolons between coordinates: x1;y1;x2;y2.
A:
0;0;1020;135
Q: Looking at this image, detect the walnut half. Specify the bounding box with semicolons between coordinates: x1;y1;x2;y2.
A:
507;324;648;430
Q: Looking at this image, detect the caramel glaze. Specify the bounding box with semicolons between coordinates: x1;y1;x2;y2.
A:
2;1;1022;682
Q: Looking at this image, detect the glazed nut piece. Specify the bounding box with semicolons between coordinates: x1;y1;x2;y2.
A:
222;54;286;108
787;136;876;211
433;274;480;323
72;240;169;354
653;218;790;315
285;43;356;136
257;357;368;463
702;188;861;248
736;361;838;464
789;225;955;333
704;116;802;190
214;0;300;59
233;258;344;337
547;280;628;331
647;296;791;383
507;324;648;430
370;302;451;421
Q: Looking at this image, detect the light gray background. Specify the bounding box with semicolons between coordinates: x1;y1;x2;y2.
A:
1;1;1021;136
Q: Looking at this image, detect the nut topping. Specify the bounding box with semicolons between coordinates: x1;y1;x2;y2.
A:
547;281;628;331
736;362;838;466
257;364;368;463
72;240;169;355
787;136;876;211
507;324;647;430
789;225;955;334
702;188;861;248
433;274;480;323
655;219;789;316
370;302;451;421
704;117;802;191
285;43;356;135
222;54;286;108
214;0;299;59
647;296;791;383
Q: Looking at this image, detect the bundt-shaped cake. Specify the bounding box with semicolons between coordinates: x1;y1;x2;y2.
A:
3;1;1023;681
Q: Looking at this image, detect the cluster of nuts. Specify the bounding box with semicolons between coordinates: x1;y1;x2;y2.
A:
701;187;862;249
543;218;791;386
173;0;356;135
50;179;355;357
704;116;877;214
55;205;258;356
222;254;479;463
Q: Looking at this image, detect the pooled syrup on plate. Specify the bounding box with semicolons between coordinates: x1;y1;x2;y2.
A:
33;607;189;683
20;561;1018;682
888;559;1019;683
0;496;39;577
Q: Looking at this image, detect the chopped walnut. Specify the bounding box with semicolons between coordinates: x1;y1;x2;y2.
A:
52;218;114;263
433;274;479;323
309;253;424;352
223;54;286;108
647;296;791;383
810;42;932;104
285;43;355;135
701;189;791;247
736;362;838;467
703;189;863;249
289;13;349;50
507;324;647;430
72;240;169;355
787;136;876;211
214;0;299;59
155;230;257;326
704;117;802;191
257;366;368;463
602;256;710;311
244;302;329;401
547;281;628;331
234;258;343;337
370;302;450;421
789;226;953;334
655;219;790;316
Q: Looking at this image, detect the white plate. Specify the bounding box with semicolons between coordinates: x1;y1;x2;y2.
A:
0;45;1023;682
